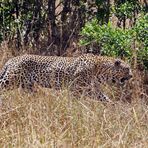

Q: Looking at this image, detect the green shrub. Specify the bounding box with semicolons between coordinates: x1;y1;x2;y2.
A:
80;19;132;57
133;14;148;69
113;1;141;20
80;15;148;69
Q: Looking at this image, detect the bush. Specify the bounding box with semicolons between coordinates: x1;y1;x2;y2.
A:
133;14;148;69
80;19;132;57
80;15;148;69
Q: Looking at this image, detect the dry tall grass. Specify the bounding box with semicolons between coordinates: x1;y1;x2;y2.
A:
0;89;148;148
0;49;148;148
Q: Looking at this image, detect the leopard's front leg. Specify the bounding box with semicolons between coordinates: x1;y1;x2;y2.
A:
90;77;111;102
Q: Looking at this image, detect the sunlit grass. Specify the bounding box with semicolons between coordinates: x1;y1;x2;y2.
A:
0;88;147;148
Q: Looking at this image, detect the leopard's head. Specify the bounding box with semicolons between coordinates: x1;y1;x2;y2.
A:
111;59;132;86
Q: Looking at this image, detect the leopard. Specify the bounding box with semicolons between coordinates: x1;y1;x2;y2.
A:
0;54;132;101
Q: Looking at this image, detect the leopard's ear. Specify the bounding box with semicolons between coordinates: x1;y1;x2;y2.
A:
114;60;121;67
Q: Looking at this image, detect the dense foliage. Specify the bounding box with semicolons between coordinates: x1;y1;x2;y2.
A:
80;14;148;69
133;14;148;69
80;20;132;57
0;0;89;54
0;0;147;69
